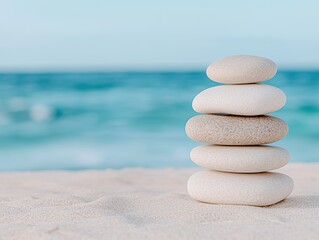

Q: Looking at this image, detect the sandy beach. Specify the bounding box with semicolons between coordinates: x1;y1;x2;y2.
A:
0;163;318;239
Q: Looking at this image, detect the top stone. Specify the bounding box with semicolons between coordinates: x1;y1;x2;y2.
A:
206;55;277;84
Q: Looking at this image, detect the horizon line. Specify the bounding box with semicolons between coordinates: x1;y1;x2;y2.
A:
1;67;319;74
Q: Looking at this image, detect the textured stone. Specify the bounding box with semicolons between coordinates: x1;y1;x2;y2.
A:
185;115;288;145
206;55;277;84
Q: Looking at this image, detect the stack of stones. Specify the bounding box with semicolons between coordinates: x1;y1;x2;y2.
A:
185;55;294;207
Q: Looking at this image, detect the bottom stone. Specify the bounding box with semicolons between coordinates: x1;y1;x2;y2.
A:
187;170;294;207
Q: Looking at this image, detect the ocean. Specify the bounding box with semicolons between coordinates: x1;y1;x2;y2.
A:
0;71;318;171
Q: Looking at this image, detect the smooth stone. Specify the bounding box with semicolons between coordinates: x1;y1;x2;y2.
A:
206;55;277;84
190;145;290;173
192;84;286;116
187;170;294;206
185;115;288;145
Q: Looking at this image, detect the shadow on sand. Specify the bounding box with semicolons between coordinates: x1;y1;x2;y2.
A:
269;195;319;209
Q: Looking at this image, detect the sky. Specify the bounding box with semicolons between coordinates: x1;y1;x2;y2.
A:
1;0;319;71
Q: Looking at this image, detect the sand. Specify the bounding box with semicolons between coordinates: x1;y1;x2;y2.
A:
0;163;318;240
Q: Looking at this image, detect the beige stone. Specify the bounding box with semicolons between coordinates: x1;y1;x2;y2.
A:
206;55;277;84
185;115;288;145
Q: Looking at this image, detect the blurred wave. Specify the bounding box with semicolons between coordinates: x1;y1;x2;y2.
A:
0;71;318;170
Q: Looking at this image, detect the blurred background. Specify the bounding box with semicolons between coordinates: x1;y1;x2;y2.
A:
0;0;318;170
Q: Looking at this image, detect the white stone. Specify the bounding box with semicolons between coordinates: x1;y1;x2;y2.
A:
190;145;290;173
188;170;294;206
206;55;277;84
192;84;286;116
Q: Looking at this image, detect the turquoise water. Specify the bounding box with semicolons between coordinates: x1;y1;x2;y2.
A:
0;71;318;171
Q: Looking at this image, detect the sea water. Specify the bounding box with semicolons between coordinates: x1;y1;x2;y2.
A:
0;71;318;171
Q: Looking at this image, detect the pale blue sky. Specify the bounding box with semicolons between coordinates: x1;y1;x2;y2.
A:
1;0;319;71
